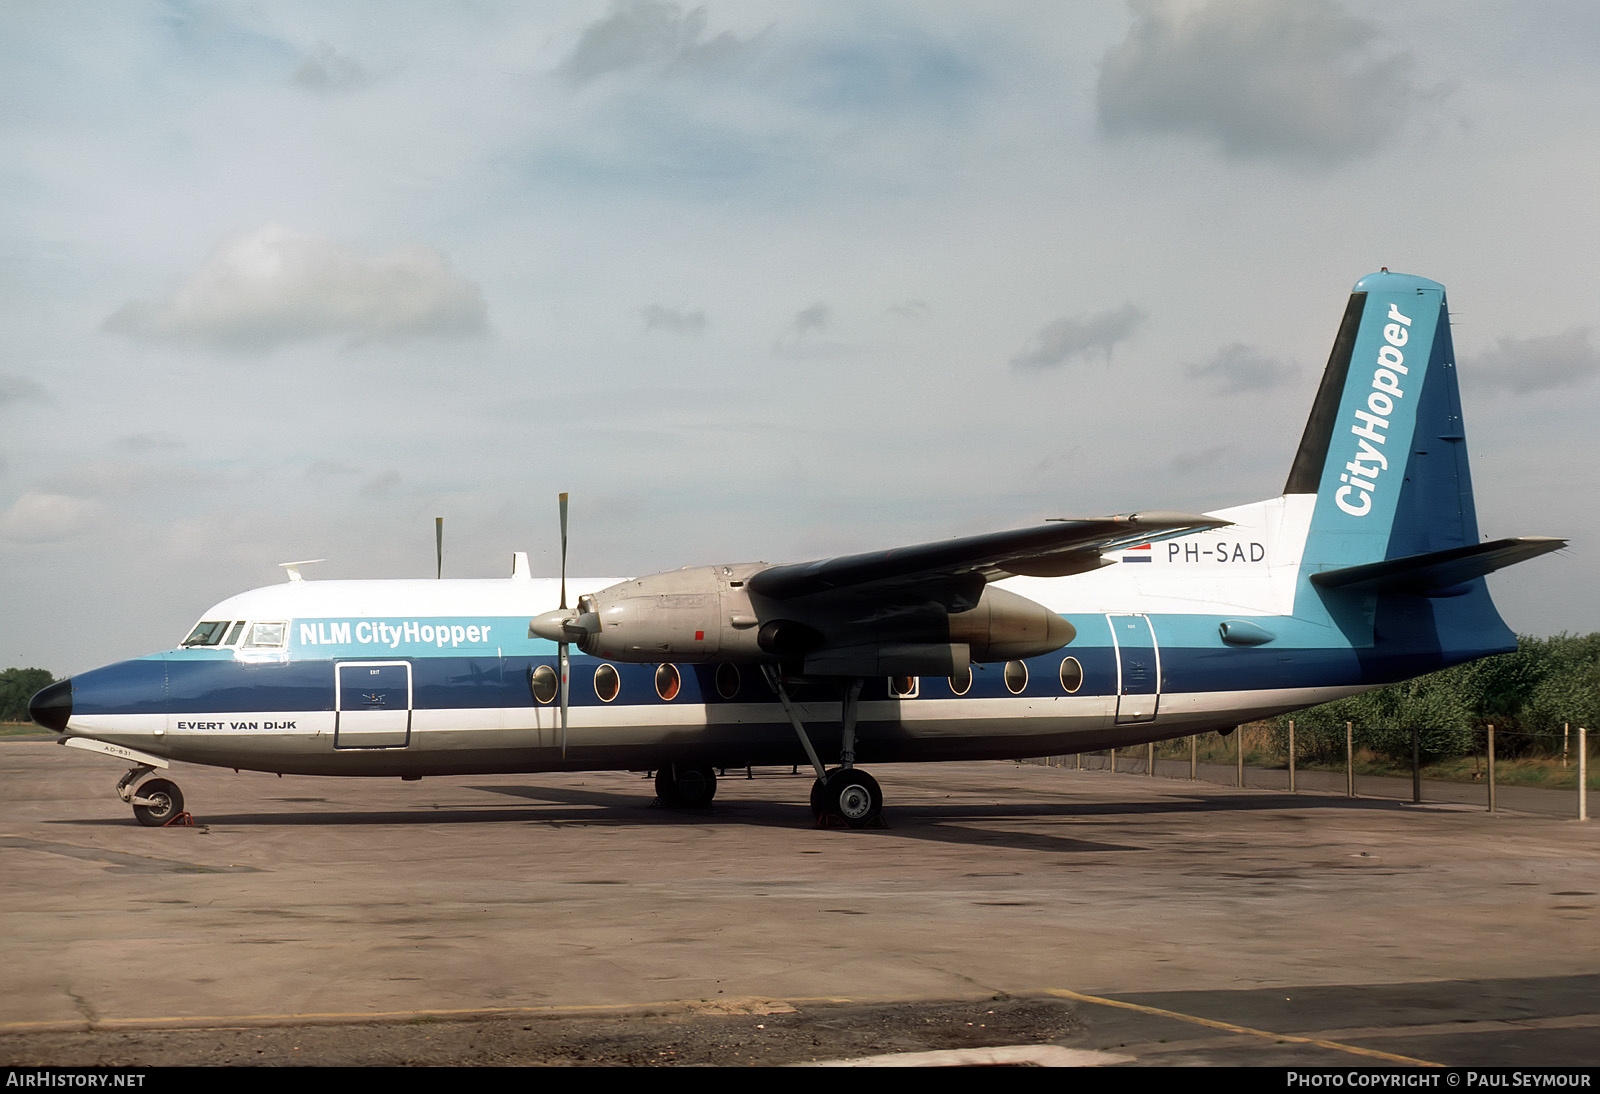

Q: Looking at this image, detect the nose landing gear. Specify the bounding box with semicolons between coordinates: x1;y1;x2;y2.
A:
131;778;187;827
115;764;191;827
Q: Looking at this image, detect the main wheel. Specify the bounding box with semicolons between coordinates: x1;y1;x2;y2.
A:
816;767;882;828
132;778;184;827
654;765;717;808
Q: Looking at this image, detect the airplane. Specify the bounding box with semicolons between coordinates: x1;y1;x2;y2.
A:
30;270;1565;828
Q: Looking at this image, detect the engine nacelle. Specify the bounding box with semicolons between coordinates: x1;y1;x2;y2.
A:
577;564;766;663
567;563;1075;672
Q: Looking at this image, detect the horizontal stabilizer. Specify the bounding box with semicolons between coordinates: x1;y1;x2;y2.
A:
1309;536;1566;596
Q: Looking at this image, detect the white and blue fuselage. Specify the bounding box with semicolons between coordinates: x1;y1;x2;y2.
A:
32;272;1562;819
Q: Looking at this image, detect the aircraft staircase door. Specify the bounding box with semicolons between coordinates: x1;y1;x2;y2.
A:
335;661;413;748
1107;614;1160;724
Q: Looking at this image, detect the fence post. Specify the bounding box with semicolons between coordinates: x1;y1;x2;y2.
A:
1487;723;1496;814
1110;747;1117;774
1190;734;1197;781
1346;721;1355;798
1580;727;1588;822
1147;741;1155;779
1288;720;1296;793
1235;728;1243;787
1411;726;1421;804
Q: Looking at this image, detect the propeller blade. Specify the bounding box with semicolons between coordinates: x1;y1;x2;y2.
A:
559;642;570;760
435;516;443;579
557;492;571;758
558;492;569;610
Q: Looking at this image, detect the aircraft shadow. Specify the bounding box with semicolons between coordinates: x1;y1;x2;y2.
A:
49;785;1420;858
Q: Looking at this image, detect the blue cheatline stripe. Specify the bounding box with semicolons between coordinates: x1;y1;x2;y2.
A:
70;625;1509;720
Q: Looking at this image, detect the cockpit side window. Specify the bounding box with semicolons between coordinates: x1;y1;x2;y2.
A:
243;621;287;649
182;621;231;647
225;621;246;645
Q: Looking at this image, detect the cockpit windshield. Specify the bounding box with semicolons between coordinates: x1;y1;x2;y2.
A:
243;622;286;648
182;620;232;647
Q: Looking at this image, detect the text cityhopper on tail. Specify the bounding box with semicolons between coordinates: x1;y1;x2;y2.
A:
31;271;1565;827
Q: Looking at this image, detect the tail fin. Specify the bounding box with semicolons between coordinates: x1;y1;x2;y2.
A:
1288;271;1480;563
1285;271;1562;665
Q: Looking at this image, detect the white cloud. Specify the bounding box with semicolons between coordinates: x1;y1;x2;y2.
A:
1186;344;1300;394
293;42;374;94
102;225;488;353
641;305;707;336
1470;329;1598;394
0;493;98;544
1097;0;1427;164
559;1;756;85
1011;304;1146;368
0;375;49;407
772;301;850;358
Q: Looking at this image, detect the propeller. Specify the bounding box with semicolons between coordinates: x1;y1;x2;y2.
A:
435;516;444;579
528;493;599;758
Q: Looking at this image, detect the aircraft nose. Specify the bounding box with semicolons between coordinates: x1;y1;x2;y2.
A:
29;679;72;732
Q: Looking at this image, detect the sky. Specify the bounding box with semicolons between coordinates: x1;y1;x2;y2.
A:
2;0;1596;675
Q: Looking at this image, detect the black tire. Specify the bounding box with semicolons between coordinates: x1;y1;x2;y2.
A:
818;767;882;828
654;765;717;808
132;778;183;827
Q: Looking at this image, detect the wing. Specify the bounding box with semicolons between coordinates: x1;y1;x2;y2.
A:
746;510;1230;603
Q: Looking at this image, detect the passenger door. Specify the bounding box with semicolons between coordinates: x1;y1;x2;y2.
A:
335;661;413;748
1107;614;1160;724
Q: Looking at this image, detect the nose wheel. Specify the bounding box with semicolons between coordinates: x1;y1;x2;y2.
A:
130;778;187;827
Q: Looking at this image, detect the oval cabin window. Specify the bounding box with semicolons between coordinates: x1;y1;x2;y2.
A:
593;664;620;703
655;664;681;701
530;664;558;704
715;662;740;700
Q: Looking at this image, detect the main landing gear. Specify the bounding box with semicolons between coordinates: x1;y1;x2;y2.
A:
810;766;883;828
116;764;189;827
654;764;718;808
765;669;886;829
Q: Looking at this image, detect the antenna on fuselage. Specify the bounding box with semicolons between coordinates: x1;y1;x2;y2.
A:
279;559;326;583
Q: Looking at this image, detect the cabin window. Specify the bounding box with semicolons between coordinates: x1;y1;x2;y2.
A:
529;664;558;704
1059;657;1083;694
715;662;740;700
655;664;681;701
182;621;231;647
593;663;620;703
243;622;286;649
947;667;971;696
1004;660;1029;694
888;675;917;698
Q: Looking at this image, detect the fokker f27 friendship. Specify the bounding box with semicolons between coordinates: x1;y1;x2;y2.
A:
31;271;1565;827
